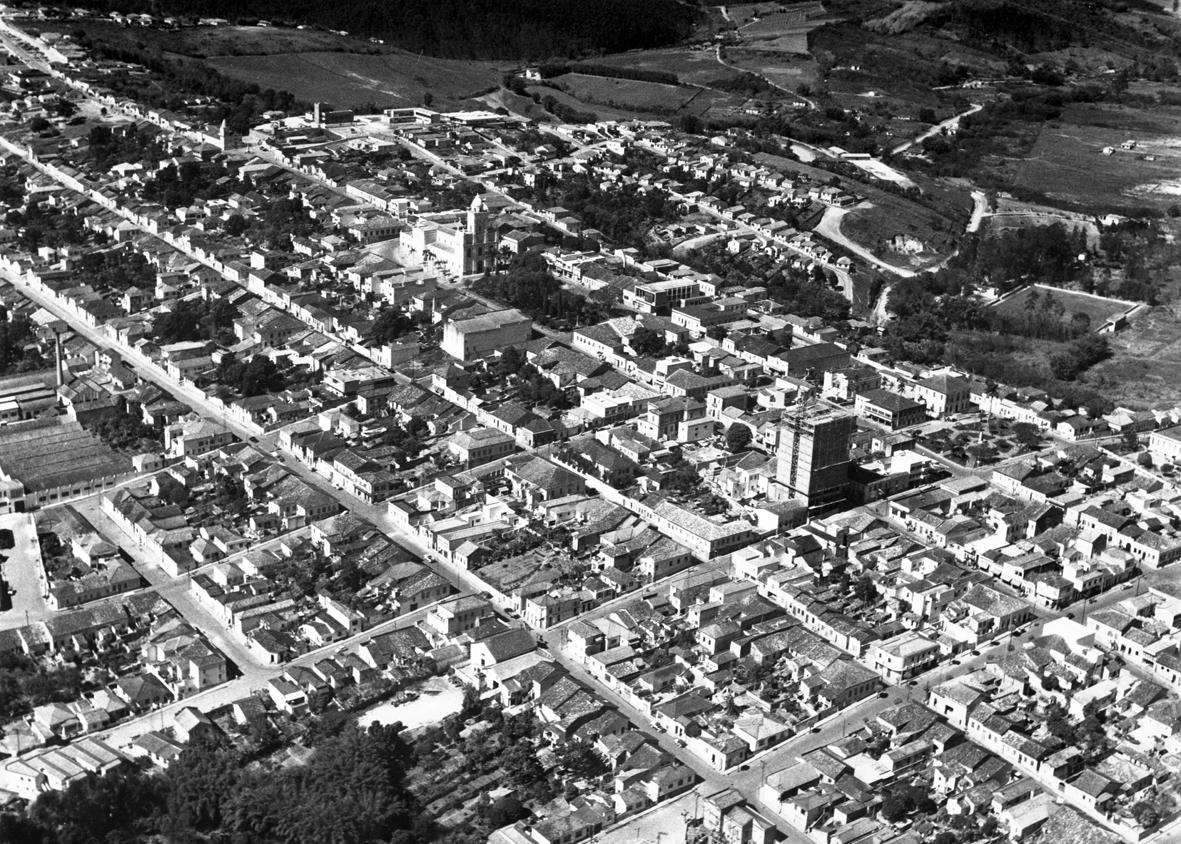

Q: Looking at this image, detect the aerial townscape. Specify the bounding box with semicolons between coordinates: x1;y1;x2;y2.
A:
3;1;1181;843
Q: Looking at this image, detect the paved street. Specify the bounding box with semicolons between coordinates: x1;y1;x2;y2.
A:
0;513;50;632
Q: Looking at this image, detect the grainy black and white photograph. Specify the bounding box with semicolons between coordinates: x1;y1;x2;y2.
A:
0;0;1177;842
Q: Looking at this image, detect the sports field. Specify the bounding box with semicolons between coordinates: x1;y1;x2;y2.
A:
991;284;1136;328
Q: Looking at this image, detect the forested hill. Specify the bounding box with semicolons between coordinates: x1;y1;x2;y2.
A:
45;0;698;59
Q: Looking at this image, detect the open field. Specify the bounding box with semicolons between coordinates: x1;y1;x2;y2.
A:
725;46;817;92
546;72;760;122
524;85;643;122
1087;299;1181;408
32;19;506;108
209;51;503;107
839;200;959;269
596;45;751;88
29;19;386;59
551;72;700;112
1012;103;1181;212
991;285;1136;327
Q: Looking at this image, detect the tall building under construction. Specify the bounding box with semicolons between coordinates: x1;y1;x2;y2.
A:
776;403;854;511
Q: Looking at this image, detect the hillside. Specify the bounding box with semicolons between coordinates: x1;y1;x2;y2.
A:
42;0;699;60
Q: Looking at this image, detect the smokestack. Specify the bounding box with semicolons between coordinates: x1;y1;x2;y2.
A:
55;331;63;388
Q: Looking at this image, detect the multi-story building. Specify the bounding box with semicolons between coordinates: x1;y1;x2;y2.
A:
446;427;516;467
855;388;928;430
775;404;854;510
440;308;532;361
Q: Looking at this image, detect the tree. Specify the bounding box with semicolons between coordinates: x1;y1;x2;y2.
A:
28;116;50;132
557;742;607;779
224;213;248;236
854;574;877;604
1132;801;1161;828
629;326;666;357
370;308;418;345
51;97;78;118
486;792;528;827
725;424;752;453
1049;352;1080;381
879;792;910;822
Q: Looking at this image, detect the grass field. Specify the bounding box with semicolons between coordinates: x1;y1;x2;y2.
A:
839;200;959;268
1086;299;1181;408
208;51;503;107
30;19;384;59
1006;103;1181;212
547;72;756;121
33;19;506;109
552;73;700;112
991;285;1135;327
596;46;750;87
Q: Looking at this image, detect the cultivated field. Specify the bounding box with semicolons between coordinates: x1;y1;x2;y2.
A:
1012;103;1181;212
991;284;1136;327
209;51;504;107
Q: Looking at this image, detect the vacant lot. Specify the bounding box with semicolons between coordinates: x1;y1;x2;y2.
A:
1012;103;1181;212
992;285;1136;327
1087;300;1181;408
209;51;503;107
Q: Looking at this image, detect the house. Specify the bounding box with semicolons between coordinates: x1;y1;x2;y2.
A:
471;628;537;668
